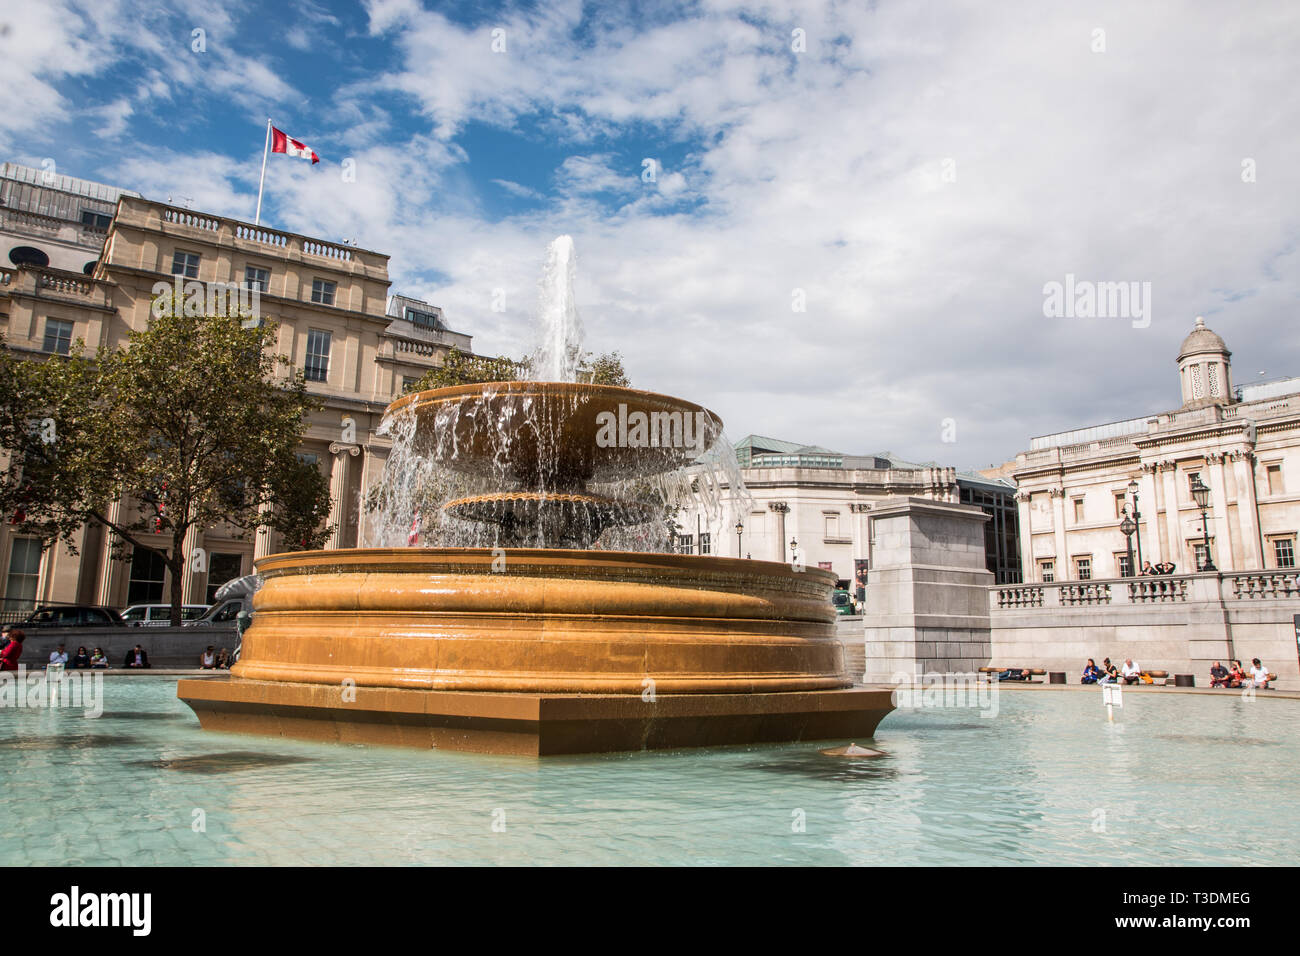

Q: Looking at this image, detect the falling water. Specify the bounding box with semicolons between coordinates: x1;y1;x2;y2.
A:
364;237;752;552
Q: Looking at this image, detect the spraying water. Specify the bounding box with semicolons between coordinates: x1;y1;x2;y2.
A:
530;235;584;383
365;237;751;551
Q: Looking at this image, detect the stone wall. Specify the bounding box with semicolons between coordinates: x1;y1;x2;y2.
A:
990;571;1300;689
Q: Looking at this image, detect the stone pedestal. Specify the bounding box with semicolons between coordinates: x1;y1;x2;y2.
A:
863;497;994;682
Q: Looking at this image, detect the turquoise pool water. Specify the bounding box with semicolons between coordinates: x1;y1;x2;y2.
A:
1;679;1296;866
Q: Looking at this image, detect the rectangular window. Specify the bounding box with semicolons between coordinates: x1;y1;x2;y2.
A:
1072;497;1085;523
310;279;336;306
305;329;331;382
171;250;200;278
1114;492;1128;519
699;533;711;555
205;552;244;604
244;265;270;293
405;307;441;330
4;537;42;611
42;318;73;355
1116;553;1132;578
675;534;694;555
1193;542;1209;571
1266;464;1284;496
127;547;167;605
1273;537;1296;569
1039;560;1054;583
1074;556;1091;580
80;209;111;230
1187;471;1202;498
824;514;839;538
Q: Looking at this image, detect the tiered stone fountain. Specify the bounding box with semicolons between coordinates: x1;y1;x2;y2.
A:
178;239;893;755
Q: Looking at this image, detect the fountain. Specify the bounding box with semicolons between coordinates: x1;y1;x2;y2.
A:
177;238;894;754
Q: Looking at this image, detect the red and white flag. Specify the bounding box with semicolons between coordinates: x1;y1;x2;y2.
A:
408;511;421;547
271;126;320;164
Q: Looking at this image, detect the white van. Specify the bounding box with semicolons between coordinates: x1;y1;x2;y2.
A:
121;604;209;626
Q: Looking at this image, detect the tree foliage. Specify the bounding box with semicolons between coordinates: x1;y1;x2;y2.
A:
0;293;331;624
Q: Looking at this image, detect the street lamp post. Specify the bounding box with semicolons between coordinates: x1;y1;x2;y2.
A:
789;537;798;565
735;520;744;558
1190;475;1216;571
1120;510;1136;577
1127;478;1143;571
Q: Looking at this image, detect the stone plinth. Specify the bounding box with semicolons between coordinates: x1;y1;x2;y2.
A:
862;497;994;682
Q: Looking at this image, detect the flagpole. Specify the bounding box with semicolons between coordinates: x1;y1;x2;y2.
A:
255;118;271;225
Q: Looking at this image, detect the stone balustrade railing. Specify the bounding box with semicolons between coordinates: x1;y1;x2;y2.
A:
991;569;1300;610
158;203;365;266
32;266;98;299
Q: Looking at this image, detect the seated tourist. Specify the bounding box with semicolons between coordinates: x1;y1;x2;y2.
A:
1227;659;1246;687
71;646;91;669
200;646;217;669
216;648;231;669
123;644;150;669
1100;658;1119;683
90;647;108;669
48;644;69;667
1120;658;1142;684
1081;659;1104;684
1248;658;1270;689
1209;661;1231;687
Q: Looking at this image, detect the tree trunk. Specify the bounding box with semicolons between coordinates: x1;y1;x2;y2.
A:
168;542;186;627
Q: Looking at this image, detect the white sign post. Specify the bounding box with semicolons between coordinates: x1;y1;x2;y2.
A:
1102;682;1123;721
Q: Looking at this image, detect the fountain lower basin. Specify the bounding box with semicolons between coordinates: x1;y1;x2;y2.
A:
178;548;894;755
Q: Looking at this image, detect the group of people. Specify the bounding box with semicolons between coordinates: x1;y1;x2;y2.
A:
1138;561;1178;575
199;646;233;669
1081;657;1146;684
1209;659;1271;689
44;643;110;669
0;626;233;671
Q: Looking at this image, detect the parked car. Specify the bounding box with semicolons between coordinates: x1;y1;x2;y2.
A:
831;588;856;616
121;604;209;626
185;597;247;626
19;605;127;628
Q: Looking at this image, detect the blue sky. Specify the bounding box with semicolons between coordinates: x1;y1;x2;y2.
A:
4;0;1299;469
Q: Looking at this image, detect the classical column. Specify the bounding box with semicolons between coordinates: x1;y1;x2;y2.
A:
354;445;375;548
1160;461;1184;569
1013;491;1032;579
327;442;361;550
254;502;276;560
1206;452;1234;571
1138;463;1163;565
1231;450;1263;569
769;501;789;562
1050;487;1067;577
849;502;871;569
95;498;124;606
180;525;203;604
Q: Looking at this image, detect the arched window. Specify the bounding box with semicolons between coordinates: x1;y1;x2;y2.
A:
8;246;49;268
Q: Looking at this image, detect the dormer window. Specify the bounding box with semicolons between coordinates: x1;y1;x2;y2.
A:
405;307;441;331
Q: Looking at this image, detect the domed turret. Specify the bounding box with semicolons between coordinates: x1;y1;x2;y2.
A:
1177;316;1233;408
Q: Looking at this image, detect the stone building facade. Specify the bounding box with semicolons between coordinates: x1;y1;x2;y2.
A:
0;164;473;611
1014;317;1300;582
677;435;1019;587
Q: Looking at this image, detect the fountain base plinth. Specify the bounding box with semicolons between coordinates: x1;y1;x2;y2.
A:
177;678;895;756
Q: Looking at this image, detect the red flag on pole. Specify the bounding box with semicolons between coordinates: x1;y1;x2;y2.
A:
270;126;320;164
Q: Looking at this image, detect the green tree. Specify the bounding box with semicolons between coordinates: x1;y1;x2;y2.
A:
0;293;331;625
581;351;630;387
406;349;528;390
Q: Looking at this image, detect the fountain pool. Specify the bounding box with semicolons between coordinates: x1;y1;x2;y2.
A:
6;679;1299;866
